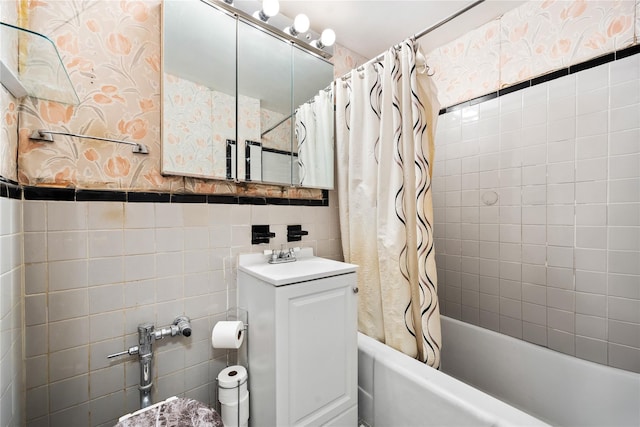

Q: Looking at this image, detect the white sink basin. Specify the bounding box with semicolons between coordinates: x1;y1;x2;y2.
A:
238;248;357;286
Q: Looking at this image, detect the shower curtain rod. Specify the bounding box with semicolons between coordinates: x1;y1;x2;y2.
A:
339;0;485;80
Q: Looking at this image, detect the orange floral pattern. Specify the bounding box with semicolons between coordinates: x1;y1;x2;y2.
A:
104;155;131;178
9;0;640;192
39;101;74;124
427;0;638;107
117;117;147;140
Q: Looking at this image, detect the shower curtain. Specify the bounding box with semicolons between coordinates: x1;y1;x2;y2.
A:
296;89;333;188
335;39;441;367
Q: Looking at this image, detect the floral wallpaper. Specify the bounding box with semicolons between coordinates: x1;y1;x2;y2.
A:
428;0;640;108
162;73;216;177
260;108;291;152
1;0;19;181
8;0;638;191
331;43;369;79
12;0;339;197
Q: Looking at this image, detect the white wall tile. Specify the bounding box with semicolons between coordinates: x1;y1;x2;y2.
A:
610;104;640;133
124;229;155;255
577;87;608;116
87;202;123;230
124;203;155;229
608;320;640;348
49;346;89;382
547;267;574;289
608;273;640;299
576;204;607;226
608;250;640;275
48;290;89;322
575;181;607;204
608;343;640;372
522;225;546;244
608;227;640;251
609;129;639;156
547;183;575;204
49;375;88;412
575;336;608;365
576;110;608;138
88;257;123;287
89;230;123;258
48;202;87;231
576;157;607;182
576;226;607;249
609;178;640;203
577;134;608;159
548;95;576;120
610;79;639;109
547;162;575;184
49;260;88;291
608;296;640;323
608;203;640;226
47;231;88;261
575;248;607;272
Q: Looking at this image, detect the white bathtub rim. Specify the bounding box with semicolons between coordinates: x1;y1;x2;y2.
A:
358;332;550;427
439;316;640;427
441;316;639;381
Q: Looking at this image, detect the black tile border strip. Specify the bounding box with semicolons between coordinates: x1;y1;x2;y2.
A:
170;194;207;204
440;44;639;115
23;186;75;201
8;186;329;206
76;189;127;202
127;192;172;203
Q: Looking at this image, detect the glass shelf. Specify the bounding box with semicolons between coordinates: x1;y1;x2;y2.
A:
1;22;79;105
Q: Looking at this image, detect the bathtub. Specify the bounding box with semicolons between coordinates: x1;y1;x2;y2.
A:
358;316;640;427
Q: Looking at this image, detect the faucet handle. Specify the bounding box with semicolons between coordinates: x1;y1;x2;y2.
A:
107;346;139;359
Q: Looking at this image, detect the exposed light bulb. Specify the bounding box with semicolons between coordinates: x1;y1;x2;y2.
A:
253;0;279;22
263;0;279;17
285;13;310;37
320;28;336;47
312;28;336;49
293;14;310;33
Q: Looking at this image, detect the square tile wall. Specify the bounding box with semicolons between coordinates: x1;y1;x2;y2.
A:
433;53;640;374
0;197;23;427
23;195;342;427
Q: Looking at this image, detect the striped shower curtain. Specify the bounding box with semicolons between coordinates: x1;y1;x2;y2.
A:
335;39;442;367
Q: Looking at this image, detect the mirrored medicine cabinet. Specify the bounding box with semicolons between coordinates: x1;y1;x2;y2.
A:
161;0;335;190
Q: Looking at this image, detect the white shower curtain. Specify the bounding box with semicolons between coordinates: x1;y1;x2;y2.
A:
335;39;442;367
296;89;333;188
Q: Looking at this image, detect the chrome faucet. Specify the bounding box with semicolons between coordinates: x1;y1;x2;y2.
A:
269;245;297;264
108;316;192;409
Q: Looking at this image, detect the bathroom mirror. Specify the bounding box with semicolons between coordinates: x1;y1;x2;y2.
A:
161;0;335;189
237;18;292;185
161;0;236;179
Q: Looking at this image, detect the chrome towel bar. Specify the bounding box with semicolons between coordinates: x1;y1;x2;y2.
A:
29;129;149;154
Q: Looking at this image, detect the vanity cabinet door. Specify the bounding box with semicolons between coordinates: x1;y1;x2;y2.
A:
275;273;358;426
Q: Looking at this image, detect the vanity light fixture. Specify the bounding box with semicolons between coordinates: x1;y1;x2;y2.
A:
284;13;310;37
312;28;336;50
253;0;279;22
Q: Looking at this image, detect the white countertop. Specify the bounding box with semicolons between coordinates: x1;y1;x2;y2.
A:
238;248;357;286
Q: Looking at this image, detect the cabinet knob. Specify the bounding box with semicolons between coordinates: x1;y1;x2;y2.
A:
353;287;359;294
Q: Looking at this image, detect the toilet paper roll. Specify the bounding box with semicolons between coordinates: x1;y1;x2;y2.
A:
217;365;248;389
212;321;244;349
217;365;249;405
220;392;249;427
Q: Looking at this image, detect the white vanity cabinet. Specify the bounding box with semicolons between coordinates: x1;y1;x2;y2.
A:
238;249;358;427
